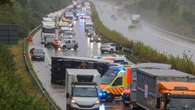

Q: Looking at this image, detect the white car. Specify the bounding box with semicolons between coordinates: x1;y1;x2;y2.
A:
61;38;78;50
100;43;117;53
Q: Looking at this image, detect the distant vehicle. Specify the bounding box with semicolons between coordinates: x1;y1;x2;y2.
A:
41;21;56;47
59;26;75;38
100;43;117;53
90;34;101;42
86;26;95;38
84;19;93;32
30;48;45;61
65;69;100;110
64;11;76;21
61;38;78;50
58;20;73;28
129;14;141;28
131;14;141;24
79;13;91;19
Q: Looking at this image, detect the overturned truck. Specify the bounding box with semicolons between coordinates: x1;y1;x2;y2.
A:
51;56;115;85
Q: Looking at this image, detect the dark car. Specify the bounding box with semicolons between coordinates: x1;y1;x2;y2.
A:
31;48;45;61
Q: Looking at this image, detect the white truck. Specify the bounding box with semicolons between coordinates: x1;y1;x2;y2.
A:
129;14;141;28
65;69;100;110
41;20;56;47
61;38;78;50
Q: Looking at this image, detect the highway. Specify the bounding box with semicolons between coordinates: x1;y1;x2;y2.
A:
91;0;195;62
29;14;130;110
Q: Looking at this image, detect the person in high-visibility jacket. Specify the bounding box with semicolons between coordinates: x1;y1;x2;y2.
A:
98;65;132;101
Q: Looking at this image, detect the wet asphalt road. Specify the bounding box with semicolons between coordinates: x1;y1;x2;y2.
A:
90;0;195;62
30;17;130;110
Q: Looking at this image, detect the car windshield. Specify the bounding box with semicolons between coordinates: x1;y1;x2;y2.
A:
101;67;117;84
167;97;195;110
34;49;44;55
72;87;97;97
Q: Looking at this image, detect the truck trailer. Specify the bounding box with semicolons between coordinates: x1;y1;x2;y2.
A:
122;63;172;105
51;56;115;85
134;68;195;110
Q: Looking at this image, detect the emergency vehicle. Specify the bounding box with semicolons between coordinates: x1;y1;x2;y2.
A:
98;65;132;101
93;54;132;66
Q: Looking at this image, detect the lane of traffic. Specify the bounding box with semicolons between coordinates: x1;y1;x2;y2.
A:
91;0;195;62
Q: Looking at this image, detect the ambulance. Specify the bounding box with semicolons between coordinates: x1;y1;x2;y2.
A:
98;65;132;101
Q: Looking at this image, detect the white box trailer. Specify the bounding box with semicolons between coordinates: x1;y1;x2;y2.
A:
41;21;56;46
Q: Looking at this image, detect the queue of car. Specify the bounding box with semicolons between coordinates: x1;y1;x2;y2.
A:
30;1;195;110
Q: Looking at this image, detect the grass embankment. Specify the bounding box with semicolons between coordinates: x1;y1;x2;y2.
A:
0;42;53;110
91;4;195;75
0;0;71;37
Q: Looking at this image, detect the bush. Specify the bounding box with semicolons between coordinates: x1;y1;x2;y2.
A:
0;45;49;110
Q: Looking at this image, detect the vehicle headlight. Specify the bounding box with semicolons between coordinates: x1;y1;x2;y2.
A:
71;99;76;104
96;100;100;104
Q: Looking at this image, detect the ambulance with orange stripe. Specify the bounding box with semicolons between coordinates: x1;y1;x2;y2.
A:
98;65;132;101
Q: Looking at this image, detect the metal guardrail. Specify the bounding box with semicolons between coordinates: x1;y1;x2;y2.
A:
23;25;61;110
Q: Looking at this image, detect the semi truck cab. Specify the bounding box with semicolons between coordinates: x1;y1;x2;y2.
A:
157;82;195;110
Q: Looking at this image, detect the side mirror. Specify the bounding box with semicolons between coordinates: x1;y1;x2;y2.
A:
156;97;160;109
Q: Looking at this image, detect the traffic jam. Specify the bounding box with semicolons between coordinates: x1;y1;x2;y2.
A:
29;0;195;110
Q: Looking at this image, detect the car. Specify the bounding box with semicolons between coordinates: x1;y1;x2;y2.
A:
100;43;117;53
86;27;95;38
30;48;45;61
90;34;101;42
61;38;78;50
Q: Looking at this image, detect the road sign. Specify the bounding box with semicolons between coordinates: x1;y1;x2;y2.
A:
0;24;18;44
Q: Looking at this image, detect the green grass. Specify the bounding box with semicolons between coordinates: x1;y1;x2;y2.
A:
0;43;52;110
91;3;195;75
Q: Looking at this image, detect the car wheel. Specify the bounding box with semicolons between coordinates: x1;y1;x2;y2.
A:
42;57;45;62
63;45;66;49
106;93;113;102
44;44;47;47
110;49;113;54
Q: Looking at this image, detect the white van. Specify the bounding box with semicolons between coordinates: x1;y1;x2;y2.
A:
66;69;100;110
